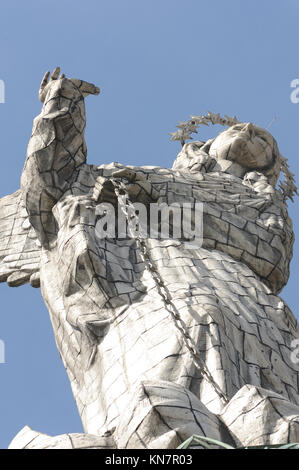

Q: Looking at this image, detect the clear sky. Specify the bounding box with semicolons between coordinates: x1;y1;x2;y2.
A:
0;0;298;449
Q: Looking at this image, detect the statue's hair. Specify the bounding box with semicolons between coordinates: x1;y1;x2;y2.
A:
170;112;298;202
279;153;298;202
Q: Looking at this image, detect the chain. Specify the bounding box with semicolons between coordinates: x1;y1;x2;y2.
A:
111;178;228;405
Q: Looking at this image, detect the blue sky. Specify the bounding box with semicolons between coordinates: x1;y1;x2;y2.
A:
0;0;298;449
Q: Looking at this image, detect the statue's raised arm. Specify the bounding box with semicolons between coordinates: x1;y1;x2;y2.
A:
20;67;100;247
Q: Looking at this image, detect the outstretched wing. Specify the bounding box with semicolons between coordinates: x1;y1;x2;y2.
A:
0;190;41;287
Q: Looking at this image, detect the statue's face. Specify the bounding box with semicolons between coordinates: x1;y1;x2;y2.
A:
209;123;275;170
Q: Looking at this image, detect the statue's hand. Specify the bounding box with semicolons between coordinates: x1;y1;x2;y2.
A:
38;66;100;103
92;169;158;205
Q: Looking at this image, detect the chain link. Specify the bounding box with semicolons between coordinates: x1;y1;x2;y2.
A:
111;178;228;405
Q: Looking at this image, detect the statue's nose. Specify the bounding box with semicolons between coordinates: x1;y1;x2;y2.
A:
241;122;255;139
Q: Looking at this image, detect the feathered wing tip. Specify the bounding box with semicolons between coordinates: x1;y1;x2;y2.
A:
0;190;41;288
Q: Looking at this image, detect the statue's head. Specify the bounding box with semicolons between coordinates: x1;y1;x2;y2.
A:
172;114;297;202
207;122;281;186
